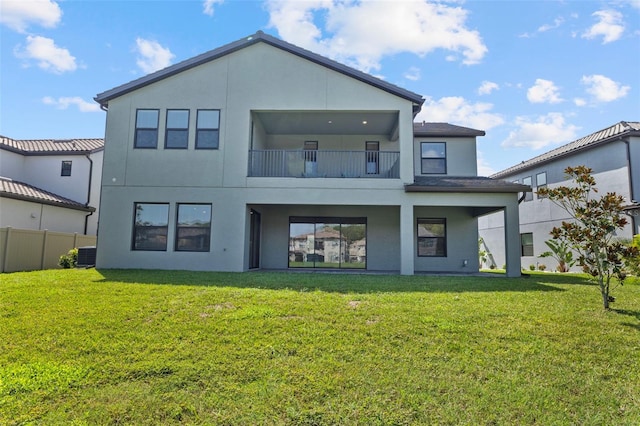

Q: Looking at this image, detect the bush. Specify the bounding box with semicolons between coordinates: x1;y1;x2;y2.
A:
538;264;547;271
58;248;78;269
529;264;536;271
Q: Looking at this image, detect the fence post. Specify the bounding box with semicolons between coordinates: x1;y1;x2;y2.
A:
41;229;49;270
2;227;11;273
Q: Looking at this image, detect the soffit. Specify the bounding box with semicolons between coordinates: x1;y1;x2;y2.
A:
254;111;398;136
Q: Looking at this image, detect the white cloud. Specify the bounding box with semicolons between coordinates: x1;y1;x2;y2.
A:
538;17;564;33
476;151;495;177
527;79;563;104
265;0;487;73
203;0;224;16
582;10;625;43
581;74;630;102
0;0;61;33
135;38;175;74
42;96;101;112
415;96;504;131
574;98;587;107
477;81;499;95
403;66;421;81
16;35;77;73
501;113;579;150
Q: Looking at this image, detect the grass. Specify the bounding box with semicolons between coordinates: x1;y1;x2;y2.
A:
1;269;639;425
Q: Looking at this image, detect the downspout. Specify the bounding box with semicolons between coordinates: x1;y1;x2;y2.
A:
623;138;638;233
84;153;94;235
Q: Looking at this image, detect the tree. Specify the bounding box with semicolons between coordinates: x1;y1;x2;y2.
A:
537;165;639;309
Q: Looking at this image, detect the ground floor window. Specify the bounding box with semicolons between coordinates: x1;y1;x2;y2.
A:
417;218;446;257
175;204;211;251
132;203;169;250
288;217;366;269
521;233;534;256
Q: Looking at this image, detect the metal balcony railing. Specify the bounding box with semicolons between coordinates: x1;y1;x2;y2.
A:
248;150;400;178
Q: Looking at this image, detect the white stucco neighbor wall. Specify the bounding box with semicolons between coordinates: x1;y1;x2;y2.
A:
0;150;25;179
0;198;88;234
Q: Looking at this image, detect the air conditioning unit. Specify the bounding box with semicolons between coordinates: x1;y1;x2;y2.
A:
77;246;97;267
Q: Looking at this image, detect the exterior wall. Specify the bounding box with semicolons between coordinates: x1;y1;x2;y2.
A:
0;198;89;234
414;206;479;272
0;150;25;179
413;136;477;176
23;154;94;203
478;139;637;272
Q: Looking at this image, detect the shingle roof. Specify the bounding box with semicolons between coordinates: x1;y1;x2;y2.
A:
405;176;530;193
413;122;485;137
0;136;104;155
0;177;95;212
95;31;425;110
492;121;640;179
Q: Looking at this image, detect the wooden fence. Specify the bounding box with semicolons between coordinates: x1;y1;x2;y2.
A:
0;227;96;273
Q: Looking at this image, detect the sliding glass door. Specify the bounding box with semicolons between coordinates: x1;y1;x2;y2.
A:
288;217;366;269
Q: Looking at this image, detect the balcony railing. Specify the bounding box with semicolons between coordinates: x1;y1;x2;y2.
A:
248;150;400;178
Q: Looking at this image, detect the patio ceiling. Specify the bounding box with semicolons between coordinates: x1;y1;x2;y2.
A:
254;111;399;139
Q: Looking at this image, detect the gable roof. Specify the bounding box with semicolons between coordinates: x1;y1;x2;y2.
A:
0;177;95;212
492;121;640;179
0;136;104;156
95;31;425;111
413;122;485;137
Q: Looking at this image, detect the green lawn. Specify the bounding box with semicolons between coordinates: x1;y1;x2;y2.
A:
1;269;639;425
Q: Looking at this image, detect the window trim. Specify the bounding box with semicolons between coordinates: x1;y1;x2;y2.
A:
132;202;169;251
417;218;447;257
134;109;160;149
420;142;447;174
164;109;190;149
175;203;212;252
195;109;220;150
61;160;72;177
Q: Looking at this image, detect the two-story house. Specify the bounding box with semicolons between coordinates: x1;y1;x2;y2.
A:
94;31;528;276
0;137;104;235
478;121;640;271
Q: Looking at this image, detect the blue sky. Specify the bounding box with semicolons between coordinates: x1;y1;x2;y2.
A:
1;0;638;175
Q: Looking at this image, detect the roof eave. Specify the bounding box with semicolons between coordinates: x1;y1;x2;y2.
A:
0;192;96;212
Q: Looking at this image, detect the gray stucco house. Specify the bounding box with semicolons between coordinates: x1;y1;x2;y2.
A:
479;121;640;271
94;31;527;276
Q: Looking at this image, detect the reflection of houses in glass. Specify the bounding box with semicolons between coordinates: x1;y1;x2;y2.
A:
349;238;366;263
289;226;347;264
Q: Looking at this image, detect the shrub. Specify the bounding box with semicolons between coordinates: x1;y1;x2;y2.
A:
529;264;536;271
538;264;547;271
58;248;78;269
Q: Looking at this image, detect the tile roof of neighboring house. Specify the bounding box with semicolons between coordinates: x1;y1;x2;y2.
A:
492;121;640;179
413;122;485;137
405;176;530;193
0;136;104;155
0;177;95;212
95;31;425;111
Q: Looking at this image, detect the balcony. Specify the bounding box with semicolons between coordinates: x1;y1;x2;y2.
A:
248;150;400;178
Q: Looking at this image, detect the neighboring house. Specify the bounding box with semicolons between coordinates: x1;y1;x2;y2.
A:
0;137;104;235
479;121;640;271
94;31;528;276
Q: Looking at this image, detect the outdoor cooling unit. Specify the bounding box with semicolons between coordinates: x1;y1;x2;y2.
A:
76;246;97;267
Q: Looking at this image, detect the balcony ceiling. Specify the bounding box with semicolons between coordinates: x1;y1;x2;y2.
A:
254;111;398;136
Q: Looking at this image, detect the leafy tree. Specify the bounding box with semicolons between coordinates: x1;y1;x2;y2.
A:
537;165;639;309
539;239;576;272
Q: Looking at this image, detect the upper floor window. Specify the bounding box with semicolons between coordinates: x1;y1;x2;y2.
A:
417;218;446;257
536;172;547;198
165;109;189;149
522;176;533;201
135;109;159;149
366;141;379;174
421;142;446;174
61;161;72;177
196;109;220;149
132;203;169;251
175;204;212;252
